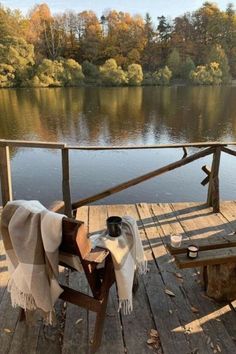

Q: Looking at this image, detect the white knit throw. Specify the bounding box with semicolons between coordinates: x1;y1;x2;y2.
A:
90;215;147;314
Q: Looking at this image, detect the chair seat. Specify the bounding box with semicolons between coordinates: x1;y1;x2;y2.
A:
59;251;83;272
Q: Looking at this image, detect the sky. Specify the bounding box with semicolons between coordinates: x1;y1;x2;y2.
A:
1;0;233;18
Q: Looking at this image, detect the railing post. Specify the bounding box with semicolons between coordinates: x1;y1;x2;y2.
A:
207;146;221;212
61;148;72;217
0;146;13;206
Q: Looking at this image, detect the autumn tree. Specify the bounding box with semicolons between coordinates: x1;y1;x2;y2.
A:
104;11;145;68
127;64;143;85
190;62;222;85
153;66;172;85
26;3;52;60
208;45;231;82
0;5;24;41
0;36;34;85
0;64;15;87
76;11;103;63
191;2;224;63
99;58;127;86
171;14;195;59
31;58;84;87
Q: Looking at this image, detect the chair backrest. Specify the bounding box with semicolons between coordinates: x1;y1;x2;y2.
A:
60;217;91;259
59;217;104;298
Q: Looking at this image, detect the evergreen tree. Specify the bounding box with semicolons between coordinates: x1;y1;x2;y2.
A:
181;56;195;80
167;48;181;77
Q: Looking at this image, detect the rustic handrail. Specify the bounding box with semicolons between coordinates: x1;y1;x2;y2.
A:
0;139;236;215
0;139;66;149
72;146;215;209
1;139;236;150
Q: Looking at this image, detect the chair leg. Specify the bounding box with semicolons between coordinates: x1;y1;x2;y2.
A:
90;294;109;354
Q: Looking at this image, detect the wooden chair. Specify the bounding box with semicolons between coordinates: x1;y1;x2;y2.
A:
20;201;116;353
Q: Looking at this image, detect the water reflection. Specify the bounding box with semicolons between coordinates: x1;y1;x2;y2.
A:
1;86;236;144
0;86;235;205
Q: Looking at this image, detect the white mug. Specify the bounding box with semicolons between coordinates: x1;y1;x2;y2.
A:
170;234;182;248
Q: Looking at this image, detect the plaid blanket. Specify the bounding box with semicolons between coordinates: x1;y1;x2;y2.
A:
1;200;64;324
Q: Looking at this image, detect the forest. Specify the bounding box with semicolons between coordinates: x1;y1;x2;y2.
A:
0;1;236;87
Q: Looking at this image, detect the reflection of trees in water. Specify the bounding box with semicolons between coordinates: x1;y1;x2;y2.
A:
0;87;236;149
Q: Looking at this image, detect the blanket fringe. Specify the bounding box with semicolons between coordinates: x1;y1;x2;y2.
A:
118;299;133;315
8;279;37;311
137;260;148;275
7;279;55;325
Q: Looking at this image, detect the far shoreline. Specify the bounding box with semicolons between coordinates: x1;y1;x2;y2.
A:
1;81;236;90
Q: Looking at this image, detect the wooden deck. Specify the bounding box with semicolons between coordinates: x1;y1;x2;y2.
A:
1;201;236;354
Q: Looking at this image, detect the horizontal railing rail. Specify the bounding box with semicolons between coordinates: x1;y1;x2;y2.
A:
0;139;236;216
1;139;236;150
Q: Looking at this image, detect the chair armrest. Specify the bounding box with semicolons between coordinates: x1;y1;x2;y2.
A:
84;247;110;264
49;200;65;213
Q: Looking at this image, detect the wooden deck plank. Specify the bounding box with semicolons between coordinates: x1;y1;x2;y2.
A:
0;289;20;354
139;202;223;354
0;237;8;303
137;203;196;354
220;201;236;225
62;206;89;354
170;202;236;353
36;271;67;354
107;204;156;354
170;202;233;244
152;202;236;353
0;206;8;303
88;205;125;354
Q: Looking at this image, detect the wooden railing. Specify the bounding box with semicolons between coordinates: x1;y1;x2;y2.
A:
0;139;236;217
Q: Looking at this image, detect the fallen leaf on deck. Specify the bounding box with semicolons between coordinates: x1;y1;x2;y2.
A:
210;342;214;349
191;306;199;313
75;318;83;325
169;309;173;314
147;338;156;344
216;344;221;352
206;336;211;345
4;328;11;333
185;328;192;334
165;289;175;297
150;329;158;337
175;272;183;279
191;348;199;354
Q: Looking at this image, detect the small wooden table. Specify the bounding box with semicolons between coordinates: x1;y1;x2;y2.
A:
167;233;236;301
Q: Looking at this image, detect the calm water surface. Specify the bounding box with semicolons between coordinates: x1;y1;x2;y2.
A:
0;86;236;206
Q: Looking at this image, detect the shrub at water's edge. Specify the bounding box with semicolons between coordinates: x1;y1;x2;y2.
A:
190;62;222;85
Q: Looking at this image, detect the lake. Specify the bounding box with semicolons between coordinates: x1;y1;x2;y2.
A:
0;86;236;206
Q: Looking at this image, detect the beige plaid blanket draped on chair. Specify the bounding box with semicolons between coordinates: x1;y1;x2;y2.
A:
1;200;64;324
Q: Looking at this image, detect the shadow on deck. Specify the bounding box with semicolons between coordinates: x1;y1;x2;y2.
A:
1;201;236;354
